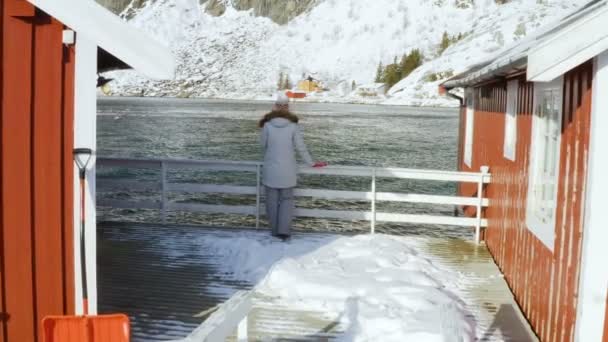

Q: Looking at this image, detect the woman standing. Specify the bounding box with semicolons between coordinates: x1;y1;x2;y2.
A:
259;93;325;240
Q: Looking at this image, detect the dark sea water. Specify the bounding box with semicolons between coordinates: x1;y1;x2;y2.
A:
97;97;468;238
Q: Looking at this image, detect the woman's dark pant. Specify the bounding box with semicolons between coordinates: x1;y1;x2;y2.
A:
265;186;294;236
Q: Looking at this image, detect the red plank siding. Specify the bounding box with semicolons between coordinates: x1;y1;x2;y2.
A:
2;3;36;340
0;0;4;339
1;5;76;342
32;14;66;336
458;62;593;341
61;34;76;318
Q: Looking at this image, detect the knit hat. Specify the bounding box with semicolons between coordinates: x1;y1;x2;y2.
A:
273;92;290;111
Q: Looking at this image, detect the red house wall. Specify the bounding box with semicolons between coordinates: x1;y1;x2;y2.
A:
1;1;75;341
458;61;593;341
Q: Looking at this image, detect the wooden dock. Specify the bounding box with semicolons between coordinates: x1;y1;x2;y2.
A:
98;222;538;341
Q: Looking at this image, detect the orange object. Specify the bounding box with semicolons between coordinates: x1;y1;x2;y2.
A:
42;314;130;342
286;90;306;99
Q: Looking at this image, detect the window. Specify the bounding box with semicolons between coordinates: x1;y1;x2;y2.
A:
526;77;563;251
464;89;474;167
504;80;518;161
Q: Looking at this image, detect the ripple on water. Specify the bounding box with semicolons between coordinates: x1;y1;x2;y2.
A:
97;98;470;239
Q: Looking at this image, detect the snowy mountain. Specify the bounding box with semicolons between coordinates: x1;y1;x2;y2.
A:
104;0;588;106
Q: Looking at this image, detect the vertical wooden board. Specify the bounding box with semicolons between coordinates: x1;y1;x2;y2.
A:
457;106;465;182
565;66;580;342
551;62;592;342
33;14;66;333
552;74;568;342
61;41;76;316
565;62;591;342
0;0;5;340
1;6;36;342
561;68;578;342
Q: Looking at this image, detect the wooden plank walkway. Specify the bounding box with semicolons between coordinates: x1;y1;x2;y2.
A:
97;222;537;341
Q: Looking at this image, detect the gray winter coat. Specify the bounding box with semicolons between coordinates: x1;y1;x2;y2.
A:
261;117;314;188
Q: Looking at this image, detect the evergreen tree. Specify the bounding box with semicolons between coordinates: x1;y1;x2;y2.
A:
374;50;425;89
439;31;451;54
277;72;284;90
394;56;402;80
352;80;357;90
399;53;408;79
383;63;401;88
401;49;424;80
375;62;384;83
284;76;292;90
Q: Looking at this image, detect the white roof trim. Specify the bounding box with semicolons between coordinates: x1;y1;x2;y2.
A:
528;3;608;82
27;0;175;80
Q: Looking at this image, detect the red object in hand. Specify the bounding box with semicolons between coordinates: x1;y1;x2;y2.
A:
313;162;328;168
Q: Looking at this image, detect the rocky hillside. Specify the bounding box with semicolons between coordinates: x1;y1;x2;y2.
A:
205;0;316;24
97;0;316;24
96;0;138;14
103;0;588;106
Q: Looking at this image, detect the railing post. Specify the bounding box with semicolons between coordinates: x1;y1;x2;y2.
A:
161;161;167;224
371;168;376;234
475;166;489;244
256;164;261;229
237;315;248;341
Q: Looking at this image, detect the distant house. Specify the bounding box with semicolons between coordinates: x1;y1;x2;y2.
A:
441;1;608;341
0;0;173;340
297;77;321;92
356;83;387;96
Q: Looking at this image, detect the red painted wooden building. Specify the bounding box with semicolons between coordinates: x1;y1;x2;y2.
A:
442;1;608;341
0;0;173;340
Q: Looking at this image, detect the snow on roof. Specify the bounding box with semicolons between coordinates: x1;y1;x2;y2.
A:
27;0;175;80
443;0;607;89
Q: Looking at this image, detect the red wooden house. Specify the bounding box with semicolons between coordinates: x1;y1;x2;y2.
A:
442;0;608;341
0;0;173;340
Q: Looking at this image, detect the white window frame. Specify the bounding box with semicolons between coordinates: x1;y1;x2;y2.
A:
526;77;563;251
504;80;518;161
463;89;475;168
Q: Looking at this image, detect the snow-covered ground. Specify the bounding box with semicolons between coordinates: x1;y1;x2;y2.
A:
105;0;587;107
176;233;477;341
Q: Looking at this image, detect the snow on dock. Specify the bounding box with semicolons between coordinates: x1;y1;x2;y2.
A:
98;222;537;341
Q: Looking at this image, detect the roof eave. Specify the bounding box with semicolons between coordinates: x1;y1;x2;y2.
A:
443;56;527;90
528;2;608;82
28;0;175;80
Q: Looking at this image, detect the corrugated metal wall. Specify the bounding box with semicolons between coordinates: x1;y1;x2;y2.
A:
458;61;593;341
1;1;75;341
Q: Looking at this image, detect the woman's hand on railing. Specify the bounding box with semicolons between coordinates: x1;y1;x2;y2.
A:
313;162;328;168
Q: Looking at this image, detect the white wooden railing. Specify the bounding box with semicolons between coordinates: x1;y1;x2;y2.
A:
168;290;252;342
97;157;491;243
